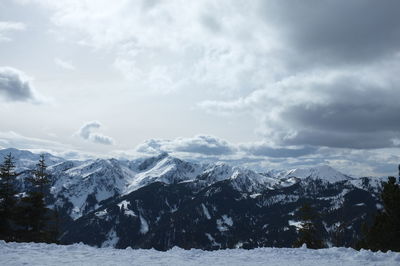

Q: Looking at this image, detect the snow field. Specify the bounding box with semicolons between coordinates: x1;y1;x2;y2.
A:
1;241;399;266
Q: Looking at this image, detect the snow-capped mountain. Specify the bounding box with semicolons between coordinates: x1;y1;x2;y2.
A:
0;148;391;250
42;153;362;220
49;159;128;219
123;153;204;195
275;165;353;183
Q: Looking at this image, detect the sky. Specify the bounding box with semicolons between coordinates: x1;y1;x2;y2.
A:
1;0;400;176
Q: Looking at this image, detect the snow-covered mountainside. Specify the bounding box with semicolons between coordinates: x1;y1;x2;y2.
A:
1;241;399;266
1;148;391;250
275;165;353;183
34;151;373;220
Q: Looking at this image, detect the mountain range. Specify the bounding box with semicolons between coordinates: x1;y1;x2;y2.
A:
0;148;389;250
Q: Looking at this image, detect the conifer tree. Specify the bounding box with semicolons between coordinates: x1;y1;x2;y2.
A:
28;155;50;194
16;154;54;242
293;203;325;249
0;153;17;241
358;175;400;251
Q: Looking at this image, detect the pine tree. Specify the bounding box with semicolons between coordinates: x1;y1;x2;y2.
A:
358;175;400;251
293;203;325;249
27;155;50;194
0;153;17;241
16;154;54;242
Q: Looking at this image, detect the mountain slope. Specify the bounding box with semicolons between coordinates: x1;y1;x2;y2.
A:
0;148;390;250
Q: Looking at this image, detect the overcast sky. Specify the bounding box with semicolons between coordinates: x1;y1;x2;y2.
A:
1;0;400;176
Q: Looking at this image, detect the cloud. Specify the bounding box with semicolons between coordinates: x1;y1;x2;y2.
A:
136;135;235;156
54;57;75;70
0;131;68;150
19;0;278;94
136;135;319;159
134;135;316;169
1;130;398;176
200;64;400;150
240;143;317;158
76;121;114;145
11;1;400;175
19;1;400;93
89;134;114;146
133;135;400;176
0;67;42;102
0;21;26;42
27;0;400;97
0;130;97;160
260;0;400;66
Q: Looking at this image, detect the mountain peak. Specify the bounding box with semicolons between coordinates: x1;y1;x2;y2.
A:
285;164;351;183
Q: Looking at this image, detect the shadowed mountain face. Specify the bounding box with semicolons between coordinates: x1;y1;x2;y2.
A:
60;179;380;250
2;148;387;250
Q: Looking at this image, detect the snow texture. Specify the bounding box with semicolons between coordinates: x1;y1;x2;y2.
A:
1;241;399;266
201;203;211;220
278;165;352;183
216;215;233;232
101;229;119;248
139;215;149;234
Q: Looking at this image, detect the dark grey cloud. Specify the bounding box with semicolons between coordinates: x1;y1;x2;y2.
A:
261;0;400;66
283;130;397;150
203;70;400;150
76;121;114;145
195;0;400;152
278;77;400;149
136;135;320;160
0;67;37;102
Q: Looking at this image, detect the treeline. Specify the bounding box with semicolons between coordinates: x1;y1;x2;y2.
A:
357;175;400;252
0;153;58;243
290;169;400;252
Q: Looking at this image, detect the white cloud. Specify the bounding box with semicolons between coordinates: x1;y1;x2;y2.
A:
17;0;279;94
0;131;67;150
0;130;97;160
54;57;75;70
76;121;114;145
136;135;235;156
0;21;26;42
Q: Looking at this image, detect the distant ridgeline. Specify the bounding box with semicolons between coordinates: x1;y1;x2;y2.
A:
0;148;399;251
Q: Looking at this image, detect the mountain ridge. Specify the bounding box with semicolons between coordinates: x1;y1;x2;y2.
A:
0;148;390;250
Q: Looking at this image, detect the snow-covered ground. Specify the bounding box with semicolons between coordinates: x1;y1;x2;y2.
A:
1;241;399;266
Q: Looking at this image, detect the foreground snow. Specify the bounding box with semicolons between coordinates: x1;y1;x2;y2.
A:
1;241;399;266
